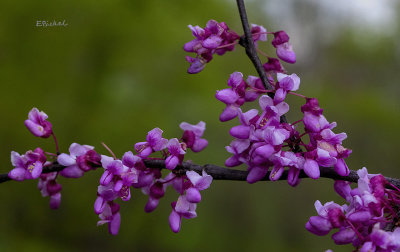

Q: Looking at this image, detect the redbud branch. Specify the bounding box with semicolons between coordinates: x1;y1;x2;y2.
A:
236;0;271;90
236;0;288;125
1;160;400;189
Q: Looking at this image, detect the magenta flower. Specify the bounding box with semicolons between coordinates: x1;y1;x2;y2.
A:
24;108;53;138
185;56;206;74
9;148;46;181
272;31;296;64
58;143;100;178
169;195;197;233
307;167;400;251
245;76;266;101
217;72;247;122
225;139;250;167
229;109;258;139
263;57;284;73
134;128;168;158
97;201;121;236
142;180;168;213
185;170;213;203
99;155;129;186
275;73;300;102
38;172;62;209
257;95;289;128
94;183;118;215
180;121;208;152
250;24;267;45
165;138;185;170
184;20;239;74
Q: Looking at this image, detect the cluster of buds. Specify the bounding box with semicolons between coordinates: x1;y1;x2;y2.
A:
306;168;400;251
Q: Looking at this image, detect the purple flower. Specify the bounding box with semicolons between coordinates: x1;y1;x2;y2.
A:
302;112;330;133
225;139;250;167
99;155;129;186
142;178;168;213
24;108;53;138
58;143;101;178
97;201;121;236
276;42;296;64
9;148;46;181
217;72;249;122
245;76;266;101
135;128;168;158
275;73;300;102
38;172;62;209
263;57;284;73
185;56;206;74
94;183;118;215
169;195;197;233
229;109;258;139
185;170;213;203
307;168;400;251
165;138;185;170
251;24;267;45
180;121;208;152
257;95;289;128
272;31;296;63
184;20;239;74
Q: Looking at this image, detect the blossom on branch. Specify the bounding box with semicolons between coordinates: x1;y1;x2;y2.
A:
9;148;46;181
24;107;53;138
306;168;400;251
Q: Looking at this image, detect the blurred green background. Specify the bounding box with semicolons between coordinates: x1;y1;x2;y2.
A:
0;0;399;251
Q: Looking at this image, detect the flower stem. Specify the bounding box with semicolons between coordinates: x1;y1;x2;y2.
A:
288;91;307;99
101;142;117;160
51;132;60;155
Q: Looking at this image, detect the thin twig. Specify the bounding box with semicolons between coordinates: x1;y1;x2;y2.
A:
236;0;288;124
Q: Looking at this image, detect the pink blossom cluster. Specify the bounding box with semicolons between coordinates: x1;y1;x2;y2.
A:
94;123;211;235
184;20;240;74
9;108;102;209
307;168;400;251
215;71;351;186
184;20;296;74
9;108;212;235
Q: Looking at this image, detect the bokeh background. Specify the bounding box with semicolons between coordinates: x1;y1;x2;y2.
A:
0;0;399;251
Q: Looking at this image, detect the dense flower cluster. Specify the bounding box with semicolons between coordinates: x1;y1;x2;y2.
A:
306;168;400;251
184;20;285;74
185;20;348;185
95;123;211;235
184;20;240;74
214;51;350;186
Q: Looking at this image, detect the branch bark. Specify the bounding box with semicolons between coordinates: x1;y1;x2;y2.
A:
1;160;400;189
236;0;288;125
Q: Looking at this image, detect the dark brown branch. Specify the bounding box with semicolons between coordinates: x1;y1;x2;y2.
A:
236;0;272;90
236;0;288;124
2;160;400;190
